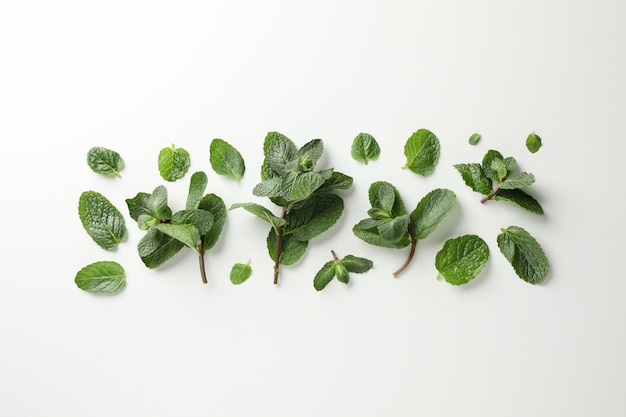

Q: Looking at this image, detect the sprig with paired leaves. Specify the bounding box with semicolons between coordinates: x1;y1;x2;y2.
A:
231;132;353;285
125;171;226;284
454;149;543;215
353;182;456;277
314;250;373;291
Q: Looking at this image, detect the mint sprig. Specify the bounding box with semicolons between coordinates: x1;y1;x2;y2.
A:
313;250;373;291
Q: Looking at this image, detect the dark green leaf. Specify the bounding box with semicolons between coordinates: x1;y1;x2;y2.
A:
468;133;481;145
210;139;245;181
230;260;252;285
158;144;190;182
377;184;396;214
409;188;456;240
335;263;350;284
75;261;126;294
482;150;504;182
156;223;201;254
267;230;308;265
402;128;440;176
87;147;124;178
368;182;406;216
526;132;542;153
198;194;227;250
186;171;208;210
435;235;489;285
78;191;127;250
493;189;544;215
148;185;172;221
497;226;549;284
229;202;286;231
313;260;336;291
453;163;492;196
377;215;409;242
263;132;297;176
137;227;184;268
314;171;353;193
288;171;325;203
252;177;283;198
351;133;380;164
341;255;374;273
285;193;344;241
126;192;151;222
499;172;535;190
172;209;214;236
352;223;411;249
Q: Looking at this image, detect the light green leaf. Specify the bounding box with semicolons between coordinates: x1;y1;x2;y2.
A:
377;184;396;214
335;263;350;284
526;132;542;153
158;144;190;182
377;215;409;242
87;147;124;178
138;213;157;230
314;260;336;291
75;261;126;294
368;182;406;216
267;230;308;265
230;202;286;231
352;223;411;249
482;150;505;182
504;157;517;176
491;158;508;182
285;193;344;241
314;171;353;193
78;191;127;250
230;260;252;285
286;139;324;172
402;128;440;176
499;172;535;190
252;177;283;198
468;133;481;145
263;132;297;176
156;223;201;254
341;255;374;273
357;217;388;229
198;194;227;250
186;171;208;210
497;226;549;284
493;189;544;215
172;209;214;236
288;171;325;203
351;133;380;164
137;228;184;268
453;163;492;195
125;192;151;222
410;188;456;240
435;235;489;285
148;185;172;221
210;139;245;181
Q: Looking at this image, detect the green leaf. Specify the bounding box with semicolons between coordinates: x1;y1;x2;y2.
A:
252;177;283;198
377;215;410;242
468;133;481;145
198;194;227;250
172;209;214;236
313;260;336;291
78;191;127;250
497;226;549;284
491;158;508;182
138;214;157;230
230;260;252;285
435;235;489;285
267;230;308;265
229;202;286;231
351;133;380;164
341;255;374;273
137;228;184;268
156;223;202;254
75;261;126;294
482;150;505;182
288;171;325;203
314;171;353;193
158;144;190;182
526;132;542;153
493;189;544;215
335;263;350;284
148;185;172;221
285;193;344;241
87;147;124;178
126;192;151;222
352;223;411;249
504;157;517;176
357;217;388;229
186;171;208;210
402;128;440;176
377;184;396;214
499;172;535;190
368;182;406;216
286;139;324;172
210;139;245;181
409;188;456;240
263;132;297;176
453;163;492;195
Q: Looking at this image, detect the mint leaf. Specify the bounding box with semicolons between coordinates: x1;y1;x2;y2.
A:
526;132;542;153
377;215;409;242
435;235;489;285
78;191;127;250
147;185;172;221
409;188;456;240
493;189;544;215
314;251;373;291
314;171;353;193
369;182;406;216
497;226;549;284
186;171;208;210
263;132;297;176
314;260;336;291
499;172;535;190
491;158;508;182
267;231;308;265
468;133;481;145
210;139;245;181
341;255;374;273
137;227;184;268
87;147;124;178
504;157;517;176
158;144;190;182
402;128;440;176
335;262;350;284
253;177;283;198
453;163;492;195
230;260;252;285
197;193;226;250
156;223;202;254
75;261;126;294
285;193;344;241
287;139;324;172
172;209;214;236
352;223;411;249
482;150;504;182
351;133;380;164
229;202;286;232
288;171;325;203
126;192;151;222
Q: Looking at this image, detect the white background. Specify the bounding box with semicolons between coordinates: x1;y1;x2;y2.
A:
1;1;625;416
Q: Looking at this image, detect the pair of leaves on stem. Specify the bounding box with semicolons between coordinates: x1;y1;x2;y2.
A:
231;132;353;284
353;182;456;276
454;149;543;215
314;251;373;291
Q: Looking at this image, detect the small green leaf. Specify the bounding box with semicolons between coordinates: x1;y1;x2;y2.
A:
526;132;542;153
335;263;350;284
377;184;396;214
158;144;190;182
229;202;286;231
75;261;126;294
341;255;374;273
497;226;549;284
230;260;252;285
314;171;353;193
482;150;505;182
453;163;492;196
377;215;410;242
499;172;536;190
314;260;336;291
137;228;184;268
351;133;381;164
172;209;214;236
126;192;151;222
210;139;245;181
352;223;411;249
369;182;406;216
435;235;489;285
147;185;172;221
285;193;344;241
87;147;124;178
468;133;481;145
402;128;440;176
493;189;544;215
288;171;325;203
78;191;127;250
410;188;456;240
267;230;308;265
286;139;324;172
263;132;297;176
156;223;202;254
491;158;508;182
198;194;227;250
186;171;208;210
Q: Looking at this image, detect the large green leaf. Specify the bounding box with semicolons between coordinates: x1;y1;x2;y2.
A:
410;188;456;240
263;132;297;176
493;189;544;215
435;235;489;285
75;261;126;294
158;144;190;182
86;147;124;178
351;132;380;164
287;171;325;203
186;171;208;210
402;129;440;176
137;228;184;268
78;191;127;250
313;260;336;291
285;193;344;241
482;149;504;182
125;192;151;222
352;223;411;249
267;230;308;265
210;138;245;181
453;163;492;195
198;193;227;250
497;226;549;284
499;172;535;190
155;223;201;254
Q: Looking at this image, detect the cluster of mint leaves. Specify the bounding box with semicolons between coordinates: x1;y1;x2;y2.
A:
76;129;550;294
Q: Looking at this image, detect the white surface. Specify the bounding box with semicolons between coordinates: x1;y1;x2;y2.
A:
1;1;625;416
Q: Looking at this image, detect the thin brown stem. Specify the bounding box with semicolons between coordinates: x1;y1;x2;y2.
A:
392;231;417;277
481;186;500;204
273;208;288;285
198;242;207;284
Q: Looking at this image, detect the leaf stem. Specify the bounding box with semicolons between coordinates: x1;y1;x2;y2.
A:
331;249;340;262
273;207;287;285
481;186;501;204
198;242;207;284
392;230;417;277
